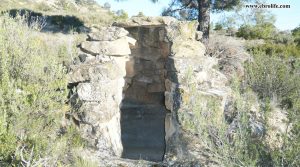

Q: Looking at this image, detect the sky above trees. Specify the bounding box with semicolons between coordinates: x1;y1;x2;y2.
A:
97;0;300;30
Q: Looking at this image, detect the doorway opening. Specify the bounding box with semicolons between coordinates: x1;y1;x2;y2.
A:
120;26;170;162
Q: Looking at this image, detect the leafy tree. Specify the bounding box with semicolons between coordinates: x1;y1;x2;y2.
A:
162;0;251;43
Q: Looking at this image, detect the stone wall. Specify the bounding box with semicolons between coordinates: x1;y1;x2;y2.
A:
68;16;232;165
116;17;231;164
68;27;135;159
123;26;169;105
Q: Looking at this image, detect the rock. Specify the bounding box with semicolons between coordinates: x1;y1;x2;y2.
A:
165;92;173;111
79;102;117;124
195;31;203;41
125;36;137;46
77;83;102;101
165;113;177;141
134;75;153;83
113;16;177;28
95;54;111;63
147;83;165;92
171;39;205;58
125;59;135;77
165;79;174;92
265;103;289;150
88;26;129;41
81;37;131;56
68;62;122;83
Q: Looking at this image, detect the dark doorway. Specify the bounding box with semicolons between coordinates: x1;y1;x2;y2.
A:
121;26;169;162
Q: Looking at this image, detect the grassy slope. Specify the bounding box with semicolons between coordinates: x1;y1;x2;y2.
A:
0;0;115;26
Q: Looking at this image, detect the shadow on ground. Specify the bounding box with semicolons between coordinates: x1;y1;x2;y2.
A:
3;9;90;34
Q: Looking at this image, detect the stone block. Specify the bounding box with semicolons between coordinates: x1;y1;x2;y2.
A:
165;92;173;111
88;26;129;41
81;37;131;56
147;83;165;93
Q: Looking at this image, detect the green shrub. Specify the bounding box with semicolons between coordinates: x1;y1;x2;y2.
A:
292;25;300;47
114;10;129;21
0;15;83;165
178;67;264;166
245;42;300;166
214;23;223;31
237;23;276;40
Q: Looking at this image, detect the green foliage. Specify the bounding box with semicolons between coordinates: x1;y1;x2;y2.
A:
292;25;300;47
162;0;244;20
235;7;278;40
246;52;298;99
244;40;300;166
113;9;129;21
0;15;83;165
178;66;264;166
248;42;300;58
236;23;276;40
214;23;223;30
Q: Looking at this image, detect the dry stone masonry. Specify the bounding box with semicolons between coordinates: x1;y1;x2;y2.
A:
67;16;234;165
68;26;135;159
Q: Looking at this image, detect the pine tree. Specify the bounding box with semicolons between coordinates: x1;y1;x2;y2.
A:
162;0;250;43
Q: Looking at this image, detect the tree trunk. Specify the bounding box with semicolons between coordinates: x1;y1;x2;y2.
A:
197;0;210;44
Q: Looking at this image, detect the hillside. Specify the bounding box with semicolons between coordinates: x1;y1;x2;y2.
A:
0;0;115;27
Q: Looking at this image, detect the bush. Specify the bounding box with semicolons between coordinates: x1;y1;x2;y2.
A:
292;25;300;47
237;23;276;40
0;15;82;166
178;66;264;166
214;23;223;30
245;44;300;166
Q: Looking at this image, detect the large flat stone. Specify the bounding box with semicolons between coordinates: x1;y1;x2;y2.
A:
88;27;129;41
81;37;131;56
68;62;123;83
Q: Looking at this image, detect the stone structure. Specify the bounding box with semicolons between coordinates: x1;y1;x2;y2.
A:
115;17;231;164
68;26;135;159
67;16;232;165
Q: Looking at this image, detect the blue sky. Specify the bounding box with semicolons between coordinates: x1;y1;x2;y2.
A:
96;0;300;30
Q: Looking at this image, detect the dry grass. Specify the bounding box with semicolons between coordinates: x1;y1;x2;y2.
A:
0;0;115;26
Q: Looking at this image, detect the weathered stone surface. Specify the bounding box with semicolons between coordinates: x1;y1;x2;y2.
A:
67;25;133;164
165;113;177;141
195;31;203;41
172;39;205;58
88;26;129;41
81;37;131;56
125;59;135;77
147;83;165;92
113;16;177;28
68;61;122;83
165;92;173;111
265;104;289;150
79;102;117;124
